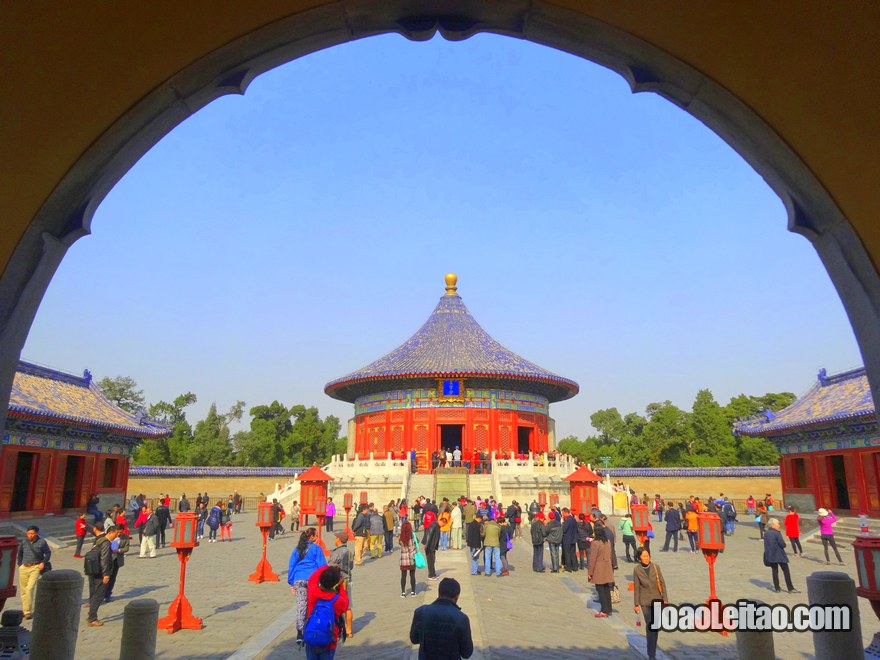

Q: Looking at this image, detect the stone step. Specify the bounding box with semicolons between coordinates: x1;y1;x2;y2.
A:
468;475;494;500
406;474;436;502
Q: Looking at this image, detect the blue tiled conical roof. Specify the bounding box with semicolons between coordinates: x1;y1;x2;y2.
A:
325;277;579;403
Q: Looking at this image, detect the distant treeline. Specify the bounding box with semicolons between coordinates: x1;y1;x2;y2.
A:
557;390;793;468
97;376;345;467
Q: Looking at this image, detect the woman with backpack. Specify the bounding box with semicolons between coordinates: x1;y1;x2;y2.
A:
303;564;349;659
399;520;418;597
206;501;222;543
288;527;328;645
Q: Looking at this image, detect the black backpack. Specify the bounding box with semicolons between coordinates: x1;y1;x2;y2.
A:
83;545;101;576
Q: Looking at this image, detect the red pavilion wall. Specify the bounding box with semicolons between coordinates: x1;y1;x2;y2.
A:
352;407;549;461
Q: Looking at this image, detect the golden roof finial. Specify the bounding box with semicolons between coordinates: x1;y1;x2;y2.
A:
444;273;458;296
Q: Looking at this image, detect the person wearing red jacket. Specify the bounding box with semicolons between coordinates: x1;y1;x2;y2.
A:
785;506;803;557
74;513;88;558
305;565;349;659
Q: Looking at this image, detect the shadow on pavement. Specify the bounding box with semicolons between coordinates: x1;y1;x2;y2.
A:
116;584;163;599
214;601;248;614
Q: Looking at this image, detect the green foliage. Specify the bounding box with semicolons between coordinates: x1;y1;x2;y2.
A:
568;388;794;468
187;403;233;466
96;375;145;414
132;392;197;465
334;437;349;456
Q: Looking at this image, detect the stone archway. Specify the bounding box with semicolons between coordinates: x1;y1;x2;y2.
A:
2;1;879;429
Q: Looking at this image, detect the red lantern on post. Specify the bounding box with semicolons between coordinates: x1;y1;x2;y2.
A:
631;504;650;547
853;536;880;654
158;512;203;633
343;493;354;541
538;491;547;513
359;491;368;506
249;501;279;583
0;536;19;611
315;497;329;557
549;493;559;507
697;512;727;636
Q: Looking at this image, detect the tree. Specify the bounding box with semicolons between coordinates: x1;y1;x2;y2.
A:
97;375;145;413
737;436;780;465
691;389;737;466
286;405;341;466
235;418;282;466
590;408;625;445
723;392;796;425
187;403;233;466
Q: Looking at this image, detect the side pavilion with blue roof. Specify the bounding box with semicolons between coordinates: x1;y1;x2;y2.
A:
325;274;579;473
735;366;880;516
1;361;169;518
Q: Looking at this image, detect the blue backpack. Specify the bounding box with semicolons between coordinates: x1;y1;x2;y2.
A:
302;593;339;647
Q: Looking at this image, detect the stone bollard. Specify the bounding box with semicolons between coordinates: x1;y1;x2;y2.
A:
806;571;863;660
736;628;775;659
30;569;84;660
120;599;159;660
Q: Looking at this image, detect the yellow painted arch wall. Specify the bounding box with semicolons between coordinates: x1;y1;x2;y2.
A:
2;2;879;270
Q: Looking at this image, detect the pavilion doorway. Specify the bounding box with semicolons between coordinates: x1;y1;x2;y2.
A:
11;451;37;512
62;455;83;509
517;426;531;455
828;455;851;510
440;424;463;456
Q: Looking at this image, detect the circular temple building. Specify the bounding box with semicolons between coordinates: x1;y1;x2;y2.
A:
325;274;579;472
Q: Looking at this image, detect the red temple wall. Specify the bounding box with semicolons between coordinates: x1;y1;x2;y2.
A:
779;446;880;516
352;407;549;459
0;444;130;519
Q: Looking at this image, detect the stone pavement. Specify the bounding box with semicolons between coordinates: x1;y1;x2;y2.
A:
8;512;878;658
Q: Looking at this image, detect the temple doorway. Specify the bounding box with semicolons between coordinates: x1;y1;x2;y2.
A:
517;426;531;455
828;455;851;510
440;425;463;455
11;451;36;512
62;455;83;509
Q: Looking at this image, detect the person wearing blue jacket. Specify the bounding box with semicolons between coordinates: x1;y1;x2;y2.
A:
288;527;327;644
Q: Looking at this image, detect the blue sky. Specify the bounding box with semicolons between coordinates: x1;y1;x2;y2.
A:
23;33;862;441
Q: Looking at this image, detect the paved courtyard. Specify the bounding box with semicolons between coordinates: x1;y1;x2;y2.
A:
8;512;877;659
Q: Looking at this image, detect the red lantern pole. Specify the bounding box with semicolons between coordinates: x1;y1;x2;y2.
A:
538;491;547;513
315;497;330;557
343;493;354;541
631;503;650;548
158;512;203;633
697;512;727;636
249;501;279;583
0;536;19;611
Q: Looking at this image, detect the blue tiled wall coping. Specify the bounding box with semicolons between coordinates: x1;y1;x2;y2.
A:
599;466;780;478
130;466;308;477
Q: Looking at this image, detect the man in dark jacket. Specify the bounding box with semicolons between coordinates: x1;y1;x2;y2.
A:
352;503;370;566
155;501;171;548
88;525;119;626
409;577;473;660
465;515;483;575
530;513;546;572
544;512;564;572
662;502;681;552
561;508;579;572
422;519;441;580
764;518;798;593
